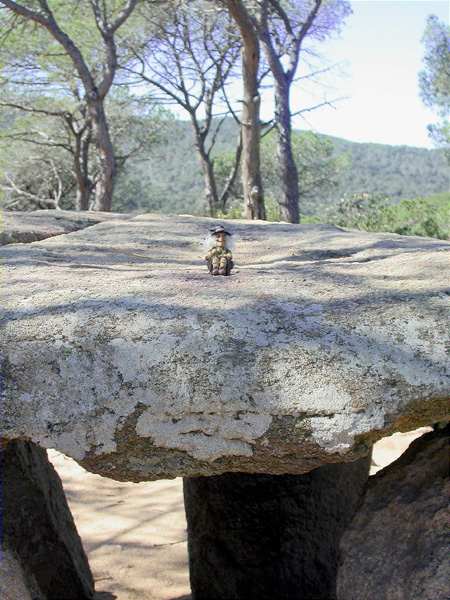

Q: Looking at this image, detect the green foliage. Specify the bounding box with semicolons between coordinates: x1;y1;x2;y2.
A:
419;15;450;161
217;195;281;222
323;135;450;201
323;191;450;240
213;149;242;207
260;129;346;215
212;127;346;215
0;3;98;90
0;0;145;87
264;196;283;222
0;90;165;210
323;192;391;230
216;204;243;220
0;99;74;209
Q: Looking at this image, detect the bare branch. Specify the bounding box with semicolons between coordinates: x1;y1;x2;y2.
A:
261;120;277;138
0;0;49;26
1;171;57;206
291;96;348;117
0;130;73;152
108;0;139;34
221;84;242;125
0;100;67;118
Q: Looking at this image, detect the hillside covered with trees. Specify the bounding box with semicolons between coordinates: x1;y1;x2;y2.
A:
113;117;450;216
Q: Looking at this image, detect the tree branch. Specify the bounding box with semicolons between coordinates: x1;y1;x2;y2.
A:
219;129;243;210
0;0;96;93
291;96;348;117
0;100;67;118
1;171;58;206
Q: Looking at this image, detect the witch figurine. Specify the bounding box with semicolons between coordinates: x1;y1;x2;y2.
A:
205;225;234;276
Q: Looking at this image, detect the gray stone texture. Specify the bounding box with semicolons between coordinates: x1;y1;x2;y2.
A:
184;455;371;600
0;545;41;600
1;212;449;480
337;426;450;600
0;209;129;245
1;440;95;599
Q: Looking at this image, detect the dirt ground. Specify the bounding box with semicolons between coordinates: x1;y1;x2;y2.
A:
49;427;431;600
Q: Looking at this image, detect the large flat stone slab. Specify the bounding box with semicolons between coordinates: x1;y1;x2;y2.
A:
1;213;449;480
0;209;130;245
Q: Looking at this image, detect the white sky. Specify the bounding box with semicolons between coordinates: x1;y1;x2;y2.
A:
284;0;450;148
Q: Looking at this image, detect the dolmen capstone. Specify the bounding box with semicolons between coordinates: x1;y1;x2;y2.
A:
1;211;449;599
0;209;128;246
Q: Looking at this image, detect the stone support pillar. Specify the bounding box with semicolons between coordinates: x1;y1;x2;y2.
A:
0;440;95;600
183;456;370;600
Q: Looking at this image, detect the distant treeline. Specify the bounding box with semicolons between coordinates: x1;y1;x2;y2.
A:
317;192;450;241
114;118;450;217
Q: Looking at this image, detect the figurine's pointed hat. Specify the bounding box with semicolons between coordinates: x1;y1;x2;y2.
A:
210;224;232;236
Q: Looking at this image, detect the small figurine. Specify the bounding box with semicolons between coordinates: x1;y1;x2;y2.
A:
205;225;234;276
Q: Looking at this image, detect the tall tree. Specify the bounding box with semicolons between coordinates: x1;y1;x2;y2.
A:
0;23;95;208
0;90;160;210
223;0;266;220
124;4;242;216
0;0;140;211
419;14;450;163
0;102;77;210
254;0;351;222
0;93;94;210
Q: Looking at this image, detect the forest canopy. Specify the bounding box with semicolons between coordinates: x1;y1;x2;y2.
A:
0;1;448;239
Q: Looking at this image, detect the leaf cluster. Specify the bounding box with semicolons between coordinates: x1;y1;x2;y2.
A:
323;191;450;240
419;14;450;159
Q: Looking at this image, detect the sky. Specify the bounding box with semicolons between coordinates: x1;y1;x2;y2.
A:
284;0;450;148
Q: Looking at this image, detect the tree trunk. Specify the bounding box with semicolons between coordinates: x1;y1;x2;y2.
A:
241;45;265;220
196;142;219;217
74;132;92;211
75;184;91;211
184;456;371;600
202;157;219;217
275;81;300;223
225;0;265;220
89;99;116;212
219;130;243;212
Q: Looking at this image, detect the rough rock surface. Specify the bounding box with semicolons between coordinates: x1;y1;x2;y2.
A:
0;545;40;600
337;426;450;600
1;213;449;480
184;455;371;600
1;440;95;599
0;209;129;245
